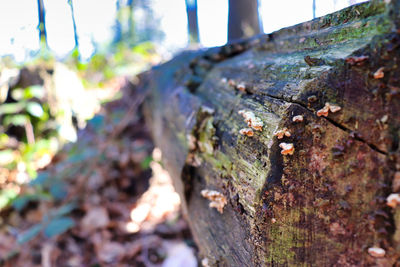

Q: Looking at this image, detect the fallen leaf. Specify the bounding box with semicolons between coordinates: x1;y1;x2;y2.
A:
96;242;126;263
81;207;110;232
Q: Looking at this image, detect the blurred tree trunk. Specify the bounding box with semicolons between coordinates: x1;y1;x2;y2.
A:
114;0;123;44
228;0;260;42
313;0;316;18
68;0;79;57
37;0;47;49
128;0;136;45
185;0;199;44
140;1;400;266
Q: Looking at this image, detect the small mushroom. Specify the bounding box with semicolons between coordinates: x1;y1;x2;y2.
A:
345;55;369;66
373;67;385;79
386;193;400;208
239;128;254;137
250;119;263;131
292;115;303;122
317;102;341;117
201;258;210;267
316;105;329;117
329;104;341;113
236;82;246;92
279;143;294;155
238;110;263;131
274;128;291;139
367;247;386;258
201;189;227;214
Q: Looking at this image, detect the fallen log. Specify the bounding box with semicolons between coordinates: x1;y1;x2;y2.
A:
141;1;400;265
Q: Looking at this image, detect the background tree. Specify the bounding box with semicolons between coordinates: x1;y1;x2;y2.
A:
68;0;79;58
37;0;47;49
313;0;316;18
185;0;199;44
127;0;135;45
228;0;261;42
114;0;123;44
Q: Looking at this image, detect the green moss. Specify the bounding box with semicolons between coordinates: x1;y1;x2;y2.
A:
202;150;233;178
265;206;346;265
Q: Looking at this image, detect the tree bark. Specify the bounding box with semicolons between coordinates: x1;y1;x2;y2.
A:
141;1;400;266
228;0;261;42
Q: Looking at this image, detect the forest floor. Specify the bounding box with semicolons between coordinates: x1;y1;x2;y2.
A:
0;78;198;266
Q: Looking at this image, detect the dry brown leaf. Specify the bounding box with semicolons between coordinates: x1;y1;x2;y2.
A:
96;242;126;263
81;207;110;232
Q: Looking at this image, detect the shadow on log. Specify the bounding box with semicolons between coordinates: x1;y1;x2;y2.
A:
140;1;400;265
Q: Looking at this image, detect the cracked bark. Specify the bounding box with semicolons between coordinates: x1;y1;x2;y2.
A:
140;1;400;266
261;93;388;155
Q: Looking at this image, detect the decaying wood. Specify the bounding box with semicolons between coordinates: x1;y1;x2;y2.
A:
140;1;400;266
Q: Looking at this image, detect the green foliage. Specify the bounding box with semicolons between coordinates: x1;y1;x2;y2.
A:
12;193;51;211
17;203;77;244
67;41;158;88
49;181;68;200
11;85;45;100
43;217;75;238
28;170;68;200
140;155;153;169
0;85;56;143
17;224;42;244
0;84;58;211
0;188;18;210
0;22;161;250
87;115;105;132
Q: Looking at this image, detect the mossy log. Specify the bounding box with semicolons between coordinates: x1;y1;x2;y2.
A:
141;1;400;266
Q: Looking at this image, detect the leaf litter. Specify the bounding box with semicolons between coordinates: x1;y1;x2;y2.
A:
0;78;197;267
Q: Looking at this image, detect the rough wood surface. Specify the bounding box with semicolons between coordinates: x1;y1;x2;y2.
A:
141;1;400;266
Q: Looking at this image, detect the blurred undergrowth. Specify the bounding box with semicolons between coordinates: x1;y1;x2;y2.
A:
0;41;160;214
